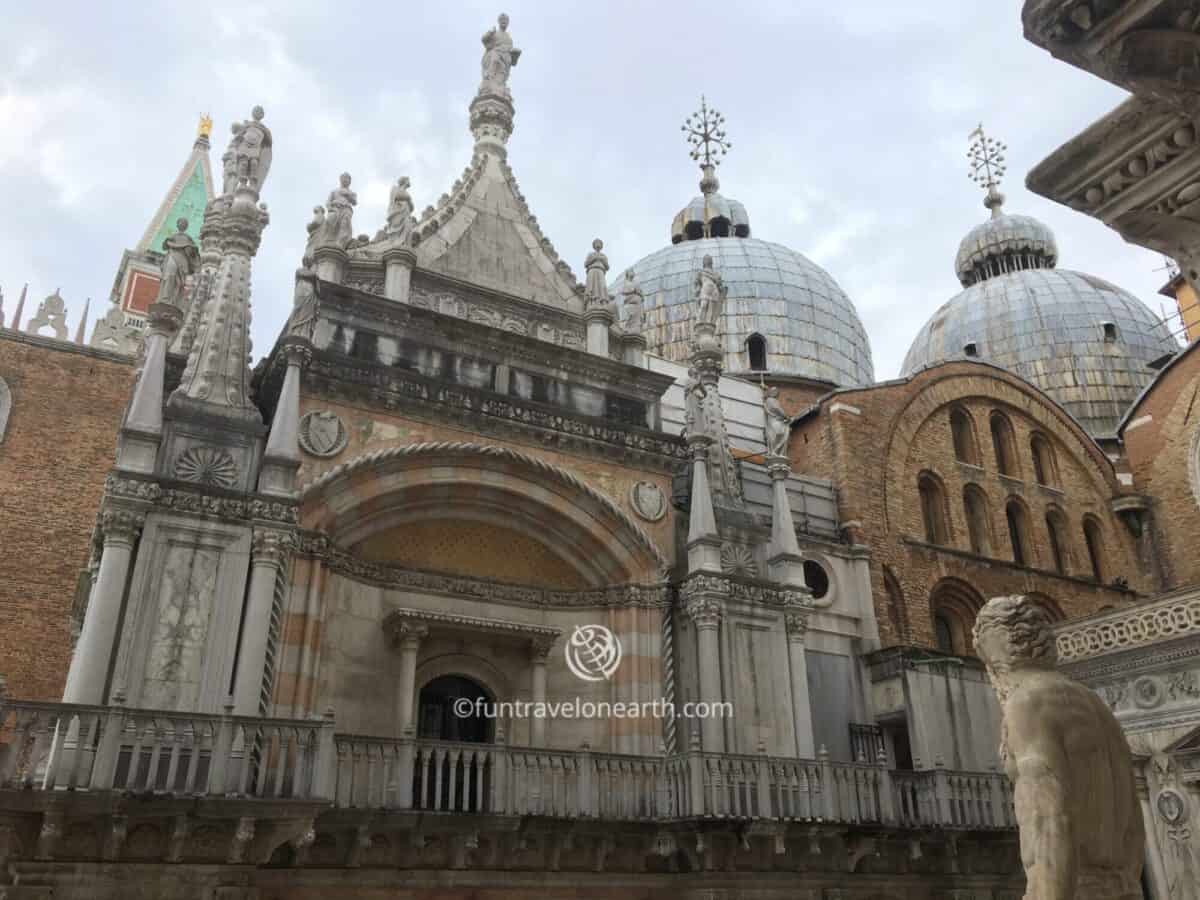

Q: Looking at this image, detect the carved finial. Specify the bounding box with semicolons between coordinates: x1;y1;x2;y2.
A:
968;123;1007;217
682;96;731;196
198;114;213;139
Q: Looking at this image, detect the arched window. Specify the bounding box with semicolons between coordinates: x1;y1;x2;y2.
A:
918;471;950;545
990;411;1018;477
0;376;10;444
1006;498;1032;566
962;484;992;555
882;566;908;644
934;614;956;655
747;333;767;371
1045;508;1069;575
1083;517;1105;582
418;675;493;743
1030;433;1058;487
929;577;985;656
950;407;979;465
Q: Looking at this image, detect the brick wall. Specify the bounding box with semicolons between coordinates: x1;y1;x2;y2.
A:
0;332;133;700
1122;343;1200;589
791;362;1143;651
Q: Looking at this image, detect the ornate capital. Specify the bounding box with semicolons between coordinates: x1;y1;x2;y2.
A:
384;617;430;650
101;508;145;546
251;528;295;567
685;594;723;629
784;610;809;641
279;335;314;369
147;301;184;337
530;635;557;662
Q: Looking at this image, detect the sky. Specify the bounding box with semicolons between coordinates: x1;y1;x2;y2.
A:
0;0;1180;380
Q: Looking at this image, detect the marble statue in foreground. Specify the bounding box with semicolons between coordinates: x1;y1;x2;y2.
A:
973;595;1144;900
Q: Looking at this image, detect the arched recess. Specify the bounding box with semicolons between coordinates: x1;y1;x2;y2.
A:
746;333;767;371
1030;432;1059;487
990;410;1019;477
1045;506;1071;575
882;565;909;644
1005;496;1034;567
962;483;992;556
949;406;979;465
1083;515;1106;583
0;376;11;444
917;470;951;545
929;577;985;656
301;442;667;586
1026;592;1065;623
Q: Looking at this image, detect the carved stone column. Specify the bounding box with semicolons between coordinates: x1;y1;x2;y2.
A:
1136;769;1171;900
312;246;348;285
784;607;816;757
390;621;428;737
686;436;722;574
529;636;555;747
766;456;805;586
232;528;294;716
683;582;724;753
258;337;312;498
584;300;614;357
62;508;144;705
117;301;183;474
383;246;417;304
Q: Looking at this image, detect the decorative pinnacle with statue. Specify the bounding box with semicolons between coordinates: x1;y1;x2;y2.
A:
480;13;520;98
973;595;1144;900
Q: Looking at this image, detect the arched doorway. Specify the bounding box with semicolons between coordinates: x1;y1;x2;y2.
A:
418;675;493;743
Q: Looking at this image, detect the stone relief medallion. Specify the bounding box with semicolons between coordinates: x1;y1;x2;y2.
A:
629;481;667;522
1156;788;1188;825
719;543;756;579
174;446;239;489
299;411;349;458
1133;675;1164;709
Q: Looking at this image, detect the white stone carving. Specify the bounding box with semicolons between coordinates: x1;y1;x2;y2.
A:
156;218;200;309
629;481;668;522
479;13;520;98
1056;594;1200;662
298;410;348;458
223;106;273;195
174;446;239;489
975;595;1144;900
719;543;756;578
763;386;791;458
91;303;142;355
25;291;68;340
1190;421;1200;513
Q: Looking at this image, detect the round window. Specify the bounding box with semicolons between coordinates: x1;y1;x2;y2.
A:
803;560;829;600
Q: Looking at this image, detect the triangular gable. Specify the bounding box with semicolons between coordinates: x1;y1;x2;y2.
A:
136;137;215;254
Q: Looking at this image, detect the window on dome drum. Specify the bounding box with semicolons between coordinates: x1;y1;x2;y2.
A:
950;407;979;465
1083;517;1105;582
963;341;978;357
1102;321;1119;343
747;333;768;371
962;484;991;556
990;411;1018;477
710;217;731;238
918;472;950;545
1006;498;1031;567
1045;510;1069;575
1030;433;1058;487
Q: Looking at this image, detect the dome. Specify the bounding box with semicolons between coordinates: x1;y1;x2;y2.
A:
955;212;1058;286
619;236;875;387
901;267;1177;435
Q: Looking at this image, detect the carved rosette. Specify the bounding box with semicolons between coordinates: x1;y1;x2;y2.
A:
174;446;239;489
251;529;295;568
100;508;146;546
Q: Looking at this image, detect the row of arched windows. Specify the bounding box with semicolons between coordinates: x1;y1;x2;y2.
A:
950;406;1059;487
918;471;1106;581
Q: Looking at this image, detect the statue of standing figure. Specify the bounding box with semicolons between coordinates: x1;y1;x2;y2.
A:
480;13;521;96
763;386;791;458
386;176;415;244
223;106;273;194
317;173;357;250
305;206;326;258
156;218;200;309
693;254;726;329
973;595;1144;900
288;258;320;341
683;367;708;440
621;269;644;333
584;239;609;305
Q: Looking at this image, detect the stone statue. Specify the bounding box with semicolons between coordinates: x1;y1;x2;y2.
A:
156;218;200;309
25;290;68;340
305;206;326;258
387;176;415;243
763;386;790;457
973;595;1144;900
480;13;520;96
584;239;609;304
318;173;357;249
224;106;273;193
621;269;644;333
683;367;708;440
288;258;320;341
694;254;726;329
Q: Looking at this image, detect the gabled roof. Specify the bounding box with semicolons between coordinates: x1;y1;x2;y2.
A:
135;120;215;254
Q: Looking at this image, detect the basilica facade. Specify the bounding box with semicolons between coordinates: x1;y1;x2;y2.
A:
0;7;1198;900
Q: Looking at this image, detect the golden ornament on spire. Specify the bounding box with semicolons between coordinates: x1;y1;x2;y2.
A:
197;114;213;138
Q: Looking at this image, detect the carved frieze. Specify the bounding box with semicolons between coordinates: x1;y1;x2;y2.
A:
1056;594;1200;662
678;571;811;611
298;410;348;458
104;472;299;526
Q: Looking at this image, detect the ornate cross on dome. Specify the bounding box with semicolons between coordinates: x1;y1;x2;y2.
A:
968;123;1007;215
682;96;732;169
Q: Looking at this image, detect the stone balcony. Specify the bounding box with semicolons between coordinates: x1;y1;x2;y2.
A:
0;696;1016;876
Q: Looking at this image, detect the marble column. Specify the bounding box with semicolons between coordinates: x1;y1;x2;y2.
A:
258;338;311;498
62;509;144;705
312;246;348;285
383;247;417;304
393;622;428;737
785;609;816;757
232;529;293;716
685;593;724;753
117;301;182;473
529;637;554;747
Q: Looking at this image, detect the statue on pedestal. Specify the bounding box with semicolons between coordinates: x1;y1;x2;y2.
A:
973;595;1144;900
763;386;790;458
584;239;610;306
288;258;320;341
693;254;726;329
683;367;708;440
156;218;200;309
621;269;644;333
224;106;273;193
304;206;326;258
386;176;415;244
480;13;520;96
316;173;357;250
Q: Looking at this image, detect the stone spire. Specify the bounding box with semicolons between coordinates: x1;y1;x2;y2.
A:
170;106;272;423
470;13;520;156
136;115;216;256
73;297;90;344
10;283;26;330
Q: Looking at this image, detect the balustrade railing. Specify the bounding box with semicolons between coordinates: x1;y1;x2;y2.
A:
2;699;1013;831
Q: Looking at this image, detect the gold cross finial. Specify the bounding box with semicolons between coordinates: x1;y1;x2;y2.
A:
682;96;732;169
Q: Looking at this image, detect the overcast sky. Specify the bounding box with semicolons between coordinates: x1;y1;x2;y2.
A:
0;1;1178;379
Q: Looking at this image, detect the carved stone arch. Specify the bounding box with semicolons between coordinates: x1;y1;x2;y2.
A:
0;376;11;443
929;576;985;656
881;564;909;642
301;442;667;585
415;652;514;705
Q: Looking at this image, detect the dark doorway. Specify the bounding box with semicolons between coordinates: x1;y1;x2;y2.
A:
418;675;493;743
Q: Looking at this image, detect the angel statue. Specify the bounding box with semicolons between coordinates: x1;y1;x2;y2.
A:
480;13;521;96
156;218;201;309
693;254;726;328
763;386;791;458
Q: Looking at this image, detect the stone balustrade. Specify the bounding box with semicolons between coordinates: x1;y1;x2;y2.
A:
1055;586;1200;663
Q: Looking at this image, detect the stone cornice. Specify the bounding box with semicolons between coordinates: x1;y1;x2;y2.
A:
383;607;561;644
0;328;135;366
1056;588;1200;663
302;358;687;470
677;571;813;611
297;531;669;609
103;471;299;527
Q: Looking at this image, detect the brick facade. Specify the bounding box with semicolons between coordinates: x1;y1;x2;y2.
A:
0;332;134;700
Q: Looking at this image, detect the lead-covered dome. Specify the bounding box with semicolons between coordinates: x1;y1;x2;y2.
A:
903;194;1176;435
619;162;874;387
